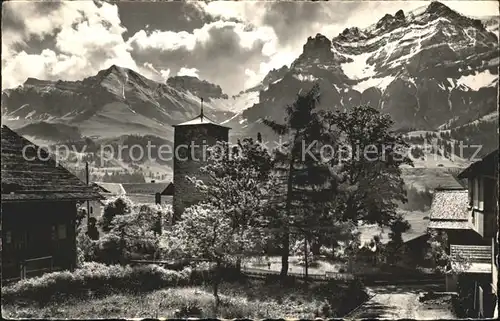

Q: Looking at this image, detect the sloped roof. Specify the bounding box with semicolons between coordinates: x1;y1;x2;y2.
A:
450;244;492;264
458;149;498;179
92;183;111;194
448;245;492;273
162;182;174;195
93;182;126;195
428;220;471;230
1;126;102;202
172;113;231;128
429;190;469;221
357;210;429;244
126;193;173;205
121;182;170;194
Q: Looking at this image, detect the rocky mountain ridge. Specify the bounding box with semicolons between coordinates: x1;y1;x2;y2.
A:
230;1;498;141
1;2;498;154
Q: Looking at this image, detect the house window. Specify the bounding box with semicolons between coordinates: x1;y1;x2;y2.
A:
57;224;67;240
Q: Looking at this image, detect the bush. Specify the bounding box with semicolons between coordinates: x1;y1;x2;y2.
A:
1;262;208;304
100;197;133;232
175;301;203;318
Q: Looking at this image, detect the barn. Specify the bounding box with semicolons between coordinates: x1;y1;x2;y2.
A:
1;125;103;281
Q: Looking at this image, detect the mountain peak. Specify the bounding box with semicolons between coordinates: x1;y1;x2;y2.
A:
375;10;406;31
303;33;332;54
425;1;485;30
166;76;228;101
94;64;127;80
426;1;453;15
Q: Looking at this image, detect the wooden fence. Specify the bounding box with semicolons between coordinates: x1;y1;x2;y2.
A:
241;266;355;281
129;259;443;285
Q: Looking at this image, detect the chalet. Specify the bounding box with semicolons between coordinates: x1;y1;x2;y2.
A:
428;150;498;318
1;126;103;281
457;149;498;318
93;182;126;196
80;182;126;218
428;189;486;245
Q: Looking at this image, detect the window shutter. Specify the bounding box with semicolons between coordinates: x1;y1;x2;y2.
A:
474;178;479;208
478;177;484;211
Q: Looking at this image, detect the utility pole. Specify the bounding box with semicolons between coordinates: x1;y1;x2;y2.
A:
86;162;91;228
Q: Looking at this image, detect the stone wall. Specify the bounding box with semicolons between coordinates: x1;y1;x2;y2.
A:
173;124;229;221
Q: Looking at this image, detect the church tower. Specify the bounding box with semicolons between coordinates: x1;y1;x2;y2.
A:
172;98;230;221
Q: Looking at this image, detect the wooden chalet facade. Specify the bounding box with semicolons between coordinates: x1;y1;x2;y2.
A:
457;149;498;318
1;126;102;281
428;150;498;318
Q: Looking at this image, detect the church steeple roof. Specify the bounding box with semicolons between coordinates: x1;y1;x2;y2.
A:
172;97;231;128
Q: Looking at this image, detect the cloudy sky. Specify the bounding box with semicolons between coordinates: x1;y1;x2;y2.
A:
2;0;498;94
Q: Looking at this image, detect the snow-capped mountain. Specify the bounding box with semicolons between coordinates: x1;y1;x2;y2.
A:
229;2;498;141
1;2;498;150
1;65;261;141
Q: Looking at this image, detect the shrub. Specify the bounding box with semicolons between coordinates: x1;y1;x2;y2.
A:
175;301;203;318
320;301;333;317
100;197;133;232
1;262;208;304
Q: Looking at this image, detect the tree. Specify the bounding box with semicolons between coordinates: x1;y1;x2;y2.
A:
425;229;471;274
385;213;411;264
100;197;133;232
321;106;413;227
160;204;267;308
94;203;171;263
263;84;333;278
190;136;276;270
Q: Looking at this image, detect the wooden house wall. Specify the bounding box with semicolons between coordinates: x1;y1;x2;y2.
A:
1;200;77;280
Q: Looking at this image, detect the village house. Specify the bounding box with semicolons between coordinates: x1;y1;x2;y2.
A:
1;126;103;281
457;149;498;318
79;182;127;218
121;182;173;205
428;150;498;318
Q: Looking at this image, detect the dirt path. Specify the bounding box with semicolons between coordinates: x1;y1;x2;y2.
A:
347;284;450;319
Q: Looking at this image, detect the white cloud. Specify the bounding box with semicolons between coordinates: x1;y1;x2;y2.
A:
127;20;276;54
160;69;171;80
244;68;260;89
2;0;497;93
128;30;198;52
141;62;171;82
177;67;200;78
1;1;138;89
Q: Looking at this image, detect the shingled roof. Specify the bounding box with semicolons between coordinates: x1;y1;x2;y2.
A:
121;182;171;195
1;126;103;202
428;189;471;230
450;244;492;273
458;149;498;179
172;113;230;129
93;182;126;195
